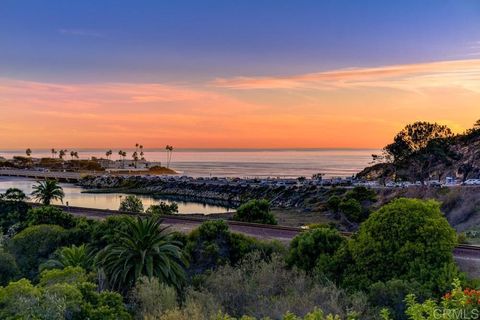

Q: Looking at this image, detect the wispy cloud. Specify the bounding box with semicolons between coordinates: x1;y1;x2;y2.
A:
58;28;105;38
211;59;480;93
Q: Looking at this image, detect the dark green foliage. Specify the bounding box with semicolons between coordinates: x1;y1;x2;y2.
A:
119;195;144;213
344;186;377;203
0;188;27;201
98;217;186;290
0;250;19;285
90;215;134;249
326;195;341;212
233;199;277;225
0;200;29;232
341;198;459;293
146;201;178;215
185;220;284;276
0;270;131;320
287;227;345;273
368;279;428;320
27;206;76;229
338;198;363;222
8;224;66;279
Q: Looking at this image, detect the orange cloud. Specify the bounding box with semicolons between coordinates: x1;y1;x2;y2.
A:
212;59;480;93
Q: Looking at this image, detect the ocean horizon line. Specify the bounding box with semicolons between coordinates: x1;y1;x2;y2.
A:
1;147;380;153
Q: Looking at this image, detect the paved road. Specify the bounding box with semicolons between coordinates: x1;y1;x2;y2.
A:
0;169;83;181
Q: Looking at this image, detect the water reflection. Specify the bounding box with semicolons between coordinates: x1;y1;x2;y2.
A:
0;177;230;215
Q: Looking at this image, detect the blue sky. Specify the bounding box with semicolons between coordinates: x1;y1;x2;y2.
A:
1;0;479;83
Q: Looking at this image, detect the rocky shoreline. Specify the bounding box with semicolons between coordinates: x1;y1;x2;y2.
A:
79;175;330;209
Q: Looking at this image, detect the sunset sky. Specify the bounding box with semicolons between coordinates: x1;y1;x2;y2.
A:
1;0;480;149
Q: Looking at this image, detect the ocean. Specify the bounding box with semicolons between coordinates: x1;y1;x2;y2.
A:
0;149;376;178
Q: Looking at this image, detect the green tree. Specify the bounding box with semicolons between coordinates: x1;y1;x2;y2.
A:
233;199;277;225
31;179;65;205
98;217;186;290
41;244;94;271
326;195;342;213
0;188;27;202
286;227;345;273
342;198;458;293
384;122;453;163
0;250;20;285
27;206;75;228
119;195;144;213
146;202;178;215
8;224;66;279
338;198;363;222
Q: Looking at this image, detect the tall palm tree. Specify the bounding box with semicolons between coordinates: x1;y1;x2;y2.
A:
31;179;65;205
165;145;174;168
25;148;32;157
58;149;67;160
106;150;113;159
98;217;186;290
41;244;94;271
51;148;57;158
139;145;144;160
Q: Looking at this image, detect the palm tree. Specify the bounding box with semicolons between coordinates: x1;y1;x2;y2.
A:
25;148;32;157
51;148;57;158
98;217;186;290
165;145;174;168
132;151;139;168
106;150;113;159
41;244;94;271
31;179;65;205
58;149;67;160
139;145;145;160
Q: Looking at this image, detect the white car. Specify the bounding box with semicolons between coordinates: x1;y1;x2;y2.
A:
464;179;480;185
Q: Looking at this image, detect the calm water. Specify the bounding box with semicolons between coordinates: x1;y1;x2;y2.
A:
0;177;231;214
0;149;375;178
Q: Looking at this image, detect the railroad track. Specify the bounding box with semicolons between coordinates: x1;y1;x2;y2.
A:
28;203;480;253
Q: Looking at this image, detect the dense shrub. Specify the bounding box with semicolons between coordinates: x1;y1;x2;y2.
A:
286;227;345;273
90;215;134;249
0;199;29;232
233;199;277;225
27;206;76;229
130;277;179;319
185;220;284;276
344;186;377;203
0;268;131;320
0;250;19;286
8;224;66;279
338;198;363;222
326;195;342;212
146;202;179;215
342;198;459;293
197;252;372;319
119;195;144;213
368;279;428;320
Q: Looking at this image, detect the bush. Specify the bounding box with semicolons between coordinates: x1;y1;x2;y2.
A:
119;195;144;213
233;199;277;225
185;220;285;276
402;279;478;320
286;227;345;273
146;202;178;215
326;195;342;212
0;200;30;232
342;198;459;294
197;252;372;319
0;271;132;320
130;276;178;319
368;279;427;320
338;198;363;222
90;215;134;249
344;186;377;203
0;250;19;285
8;224;66;279
27;206;76;229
